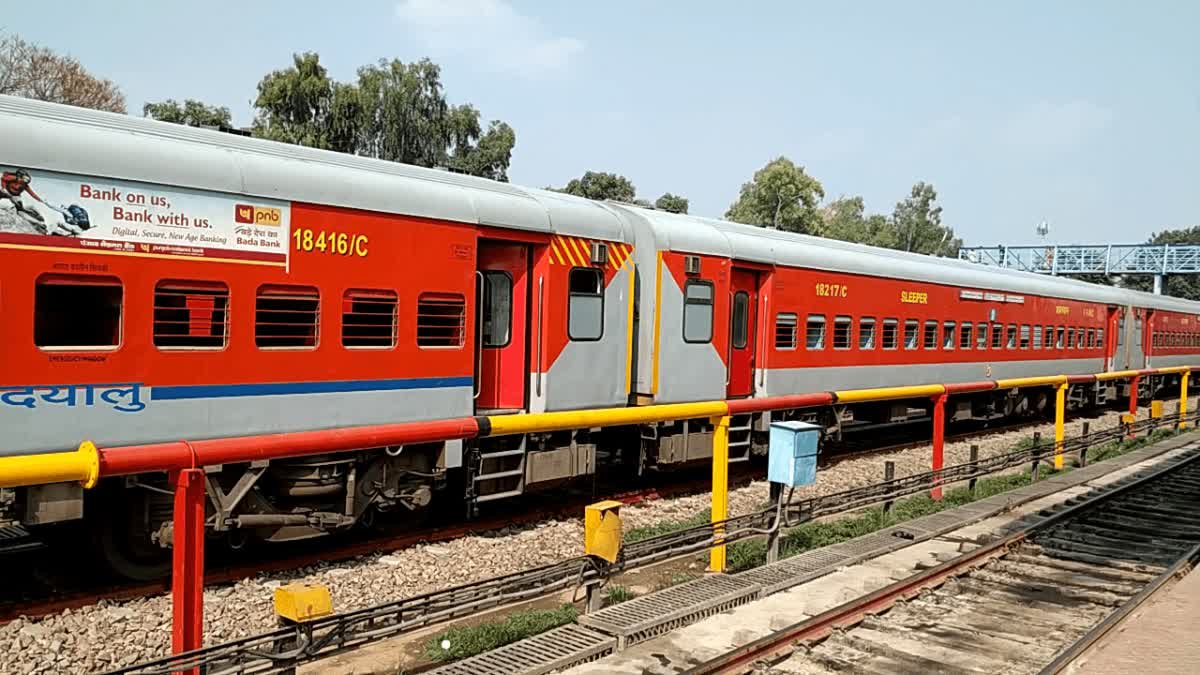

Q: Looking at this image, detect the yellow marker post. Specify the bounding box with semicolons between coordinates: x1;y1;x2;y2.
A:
1054;382;1067;469
1181;371;1190;429
584;500;623;563
709;415;730;573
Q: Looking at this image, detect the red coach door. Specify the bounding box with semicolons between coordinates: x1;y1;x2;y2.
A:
475;242;528;412
727;269;758;398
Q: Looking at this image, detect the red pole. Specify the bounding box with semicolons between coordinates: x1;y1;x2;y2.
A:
931;393;947;501
172;468;205;672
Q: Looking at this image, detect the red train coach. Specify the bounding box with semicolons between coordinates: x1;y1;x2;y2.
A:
2;96;1200;577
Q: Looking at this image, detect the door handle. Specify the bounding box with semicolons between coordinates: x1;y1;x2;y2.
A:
725;291;734;386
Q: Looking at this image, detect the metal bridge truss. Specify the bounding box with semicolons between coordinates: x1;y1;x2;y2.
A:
960;244;1200;289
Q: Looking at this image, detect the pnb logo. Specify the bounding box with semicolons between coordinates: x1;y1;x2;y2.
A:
234;204;282;226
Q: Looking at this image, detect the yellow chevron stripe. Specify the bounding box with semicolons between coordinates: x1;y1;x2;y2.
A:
550;239;566;265
607;243;620;270
569;237;590;266
558;236;580;266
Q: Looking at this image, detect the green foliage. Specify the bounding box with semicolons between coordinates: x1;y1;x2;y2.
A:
250;52;515;180
668;571;700;586
625;509;710;543
603;585;634;606
819;196;895;247
655;193;689;214
426;604;577;662
554;171;638;203
890;181;961;256
1122;226;1200;300
725;157;825;234
143;99;232;128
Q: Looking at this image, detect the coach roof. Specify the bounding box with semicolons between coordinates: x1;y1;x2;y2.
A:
619;204;1200;315
0;95;631;244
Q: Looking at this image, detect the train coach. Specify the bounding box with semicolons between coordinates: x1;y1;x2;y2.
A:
1;96;1198;577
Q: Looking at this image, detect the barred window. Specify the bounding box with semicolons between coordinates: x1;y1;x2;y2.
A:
1019;324;1030;350
1006;324;1017;349
1067;327;1076;349
806;315;826;350
977;323;988;350
882;318;898;350
775;313;798;349
992;324;1003;349
1087;328;1096;348
943;321;956;350
1044;325;1055;349
255;285;319;348
923;320;938;349
154;280;229;349
1032;325;1043;350
342;289;397;348
417;293;466;347
1056;326;1065;349
1097;328;1104;349
904;319;919;350
859;317;876;349
833;316;852;350
960;322;973;350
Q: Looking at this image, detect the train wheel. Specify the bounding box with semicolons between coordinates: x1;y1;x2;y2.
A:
89;483;172;581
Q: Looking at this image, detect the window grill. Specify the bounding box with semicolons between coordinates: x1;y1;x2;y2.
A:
417;293;466;347
154;281;229;349
342;289;397;348
255;285;320;348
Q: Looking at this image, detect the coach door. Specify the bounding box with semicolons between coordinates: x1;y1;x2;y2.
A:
726;269;758;398
475;242;529;413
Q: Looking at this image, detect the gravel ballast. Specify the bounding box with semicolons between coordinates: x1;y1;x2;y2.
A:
0;407;1159;673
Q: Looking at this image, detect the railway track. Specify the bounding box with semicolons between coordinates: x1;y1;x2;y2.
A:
687;444;1200;674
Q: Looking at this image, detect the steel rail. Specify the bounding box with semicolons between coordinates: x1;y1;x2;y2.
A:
682;441;1200;675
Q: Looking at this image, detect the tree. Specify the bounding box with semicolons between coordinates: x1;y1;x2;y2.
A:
725;157;825;234
143;99;232;127
0;32;124;112
1122;226;1200;300
655;193;689;214
890;182;961;256
819;196;895;247
250;53;516;180
555;171;637;203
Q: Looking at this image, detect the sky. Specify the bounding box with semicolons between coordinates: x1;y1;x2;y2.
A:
7;1;1199;246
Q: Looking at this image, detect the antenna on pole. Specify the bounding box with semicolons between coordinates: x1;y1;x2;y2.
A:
1036;220;1050;241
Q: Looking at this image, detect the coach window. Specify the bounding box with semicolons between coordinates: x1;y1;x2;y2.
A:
775;313;798;350
417;293;466;348
1044;325;1055;349
1019;324;1030;350
977;323;989;350
882;318;898;350
682;279;713;343
991;323;1003;349
477;272;512;347
1066;327;1076;349
923;320;938;349
154;280;230;349
806;315;826;350
833;316;852;350
1097;329;1104;349
1006;324;1017;349
859;317;876;349
942;321;956;350
35;274;123;349
904;319;919;350
959;322;973;350
1032;325;1043;350
342;289;398;348
731;291;750;349
256;285;320;348
1056;327;1065;349
1087;328;1096;348
569;268;605;341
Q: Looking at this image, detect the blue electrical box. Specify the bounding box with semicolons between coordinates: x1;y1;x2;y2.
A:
768;420;821;487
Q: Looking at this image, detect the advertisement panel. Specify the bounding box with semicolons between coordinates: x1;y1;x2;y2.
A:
0;167;289;265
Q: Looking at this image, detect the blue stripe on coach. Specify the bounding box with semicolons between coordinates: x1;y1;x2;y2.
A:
151;376;474;401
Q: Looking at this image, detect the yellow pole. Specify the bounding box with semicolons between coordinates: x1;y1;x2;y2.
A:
1054;383;1067;469
1181;371;1190;429
709;414;730;573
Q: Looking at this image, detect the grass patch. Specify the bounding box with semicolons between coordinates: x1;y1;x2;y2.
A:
426;604;577;662
603;585;634;606
625;508;711;543
724;425;1183;572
